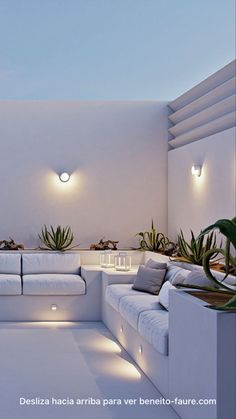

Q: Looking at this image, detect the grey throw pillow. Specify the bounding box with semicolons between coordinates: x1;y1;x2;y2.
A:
145;258;167;270
183;270;218;288
132;266;166;295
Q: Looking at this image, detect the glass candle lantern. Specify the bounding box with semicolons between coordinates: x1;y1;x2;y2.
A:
100;250;115;268
115;252;131;271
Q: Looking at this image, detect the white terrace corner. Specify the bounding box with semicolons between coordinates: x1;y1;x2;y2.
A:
0;60;235;419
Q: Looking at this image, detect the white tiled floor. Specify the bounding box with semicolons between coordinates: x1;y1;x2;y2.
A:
0;322;179;419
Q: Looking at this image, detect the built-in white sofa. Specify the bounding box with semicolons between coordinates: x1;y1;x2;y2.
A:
0;252;101;321
102;259;191;398
0;250;143;321
101;254;236;419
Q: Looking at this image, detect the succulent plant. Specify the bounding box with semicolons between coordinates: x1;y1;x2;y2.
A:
39;225;75;251
136;220;174;253
174;229;218;266
177;218;236;311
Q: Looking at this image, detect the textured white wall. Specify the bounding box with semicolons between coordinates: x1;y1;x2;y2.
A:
168;127;236;241
0;101;168;248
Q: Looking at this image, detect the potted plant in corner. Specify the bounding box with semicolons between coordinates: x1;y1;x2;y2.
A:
179;217;236;310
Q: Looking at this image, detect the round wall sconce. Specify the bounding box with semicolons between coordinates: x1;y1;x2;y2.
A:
59;172;70;182
51;304;58;311
191;165;202;177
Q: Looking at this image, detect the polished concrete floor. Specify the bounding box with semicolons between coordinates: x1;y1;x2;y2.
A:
0;322;179;419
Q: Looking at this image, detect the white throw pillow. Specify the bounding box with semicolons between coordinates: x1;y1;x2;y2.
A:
159;281;176;310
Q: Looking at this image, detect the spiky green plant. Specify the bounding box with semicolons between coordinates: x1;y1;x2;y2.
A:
174;229;218;266
177;218;236;311
136;220;172;253
39;225;75;251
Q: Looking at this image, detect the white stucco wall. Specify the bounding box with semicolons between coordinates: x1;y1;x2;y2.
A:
0;100;168;248
168;127;236;241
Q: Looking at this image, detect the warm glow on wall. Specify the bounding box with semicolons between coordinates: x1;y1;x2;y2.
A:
47;170;80;193
191;163;206;197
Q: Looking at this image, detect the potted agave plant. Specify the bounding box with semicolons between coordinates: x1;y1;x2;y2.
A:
39;225;78;252
179;217;236;310
136;220;177;255
173;229;219;266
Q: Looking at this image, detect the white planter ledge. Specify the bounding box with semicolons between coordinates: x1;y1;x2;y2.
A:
169;290;236;419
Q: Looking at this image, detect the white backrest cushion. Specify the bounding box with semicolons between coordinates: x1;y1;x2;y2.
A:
0;253;21;274
183;270;217;288
165;264;191;285
22;253;80;275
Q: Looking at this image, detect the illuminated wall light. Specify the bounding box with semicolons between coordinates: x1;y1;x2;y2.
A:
120;325;123;333
191;165;202;177
138;345;143;354
59;172;70;182
51;304;58;311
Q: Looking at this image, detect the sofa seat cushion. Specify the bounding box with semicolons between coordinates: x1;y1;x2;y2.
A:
23;274;86;295
0;254;21;275
22;253;80;275
105;284;146;312
138;310;169;356
0;274;22;295
119;294;163;330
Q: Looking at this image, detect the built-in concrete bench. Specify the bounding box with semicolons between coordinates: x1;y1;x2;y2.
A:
22;253;85;295
104;263;192;359
106;284;169;355
0;252;100;321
